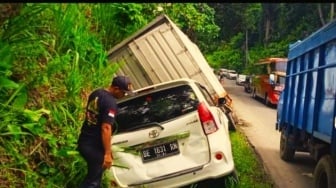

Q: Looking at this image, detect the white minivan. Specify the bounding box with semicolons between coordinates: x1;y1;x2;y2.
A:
226;70;237;80
108;78;236;188
236;74;247;85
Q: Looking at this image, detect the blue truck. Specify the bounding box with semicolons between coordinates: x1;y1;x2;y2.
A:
276;19;336;188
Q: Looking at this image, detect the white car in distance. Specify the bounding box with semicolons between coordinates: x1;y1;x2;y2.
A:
236;74;247;85
226;70;237;80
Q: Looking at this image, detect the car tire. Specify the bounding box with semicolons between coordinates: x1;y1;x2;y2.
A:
192;169;239;188
224;169;239;186
314;155;336;188
227;112;236;131
228;169;239;184
279;128;295;161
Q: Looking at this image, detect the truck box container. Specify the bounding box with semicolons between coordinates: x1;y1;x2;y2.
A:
107;14;231;106
107;14;237;130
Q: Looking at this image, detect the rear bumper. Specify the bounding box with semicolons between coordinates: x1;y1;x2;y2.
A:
141;128;235;188
147;157;235;188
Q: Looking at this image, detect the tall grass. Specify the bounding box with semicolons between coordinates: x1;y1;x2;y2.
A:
0;3;114;186
90;3;148;50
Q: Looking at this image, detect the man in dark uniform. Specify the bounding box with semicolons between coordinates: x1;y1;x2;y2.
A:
77;75;133;188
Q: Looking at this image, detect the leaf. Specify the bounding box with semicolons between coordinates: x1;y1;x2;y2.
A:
56;149;79;157
7;124;22;134
0;77;19;89
23;108;50;122
11;86;28;108
22;123;43;135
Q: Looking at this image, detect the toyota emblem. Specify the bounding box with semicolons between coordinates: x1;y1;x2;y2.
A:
149;129;160;138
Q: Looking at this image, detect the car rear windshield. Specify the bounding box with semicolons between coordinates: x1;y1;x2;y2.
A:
115;85;199;133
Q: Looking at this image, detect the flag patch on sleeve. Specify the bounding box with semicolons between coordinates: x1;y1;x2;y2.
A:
108;109;116;118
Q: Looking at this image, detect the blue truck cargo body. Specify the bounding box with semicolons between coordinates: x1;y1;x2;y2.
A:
276;19;336;188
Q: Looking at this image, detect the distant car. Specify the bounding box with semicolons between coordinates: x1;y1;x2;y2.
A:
226;70;237;80
108;78;237;188
219;68;228;77
236;74;247;85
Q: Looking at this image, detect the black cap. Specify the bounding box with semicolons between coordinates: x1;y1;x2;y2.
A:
111;76;132;91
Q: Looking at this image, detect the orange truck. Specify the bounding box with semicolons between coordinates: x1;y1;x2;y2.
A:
251;57;288;106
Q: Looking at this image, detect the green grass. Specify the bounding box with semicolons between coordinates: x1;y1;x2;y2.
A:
229;129;274;188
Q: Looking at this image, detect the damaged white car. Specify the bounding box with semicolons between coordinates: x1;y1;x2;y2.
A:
108;78;236;188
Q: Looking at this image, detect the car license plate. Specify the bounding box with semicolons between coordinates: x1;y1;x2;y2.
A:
141;140;180;163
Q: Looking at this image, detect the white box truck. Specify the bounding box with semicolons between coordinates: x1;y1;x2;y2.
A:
107;14;236;130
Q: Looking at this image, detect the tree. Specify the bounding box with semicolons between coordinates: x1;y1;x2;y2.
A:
261;3;280;45
318;3;335;26
241;3;262;67
161;3;220;53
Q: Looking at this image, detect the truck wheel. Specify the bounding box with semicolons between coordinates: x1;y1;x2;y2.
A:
280;129;295;161
227;112;236;131
314;155;336;188
264;94;270;106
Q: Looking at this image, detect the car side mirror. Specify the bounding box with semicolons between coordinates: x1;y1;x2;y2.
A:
269;74;275;85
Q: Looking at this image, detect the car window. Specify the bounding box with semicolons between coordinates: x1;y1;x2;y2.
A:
115;85;199;133
196;84;216;106
278;76;286;84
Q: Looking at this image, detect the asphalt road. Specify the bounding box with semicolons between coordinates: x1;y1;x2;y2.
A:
222;77;316;188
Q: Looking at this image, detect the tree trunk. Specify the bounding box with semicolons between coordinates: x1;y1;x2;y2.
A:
245;29;248;67
265;18;270;45
330;3;334;22
318;3;325;26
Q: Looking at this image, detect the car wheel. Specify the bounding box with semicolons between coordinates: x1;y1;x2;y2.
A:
279;128;295;161
224;169;239;186
193;169;239;188
228;169;239;184
227;112;236;131
314;155;336;188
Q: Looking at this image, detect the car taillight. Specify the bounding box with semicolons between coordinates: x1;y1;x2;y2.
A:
197;102;218;135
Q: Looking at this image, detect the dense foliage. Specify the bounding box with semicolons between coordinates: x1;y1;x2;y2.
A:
0;3;334;187
207;3;335;74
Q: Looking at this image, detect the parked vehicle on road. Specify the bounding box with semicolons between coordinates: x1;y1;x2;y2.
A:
219;68;228;77
276;19;336;188
251;57;287;106
107;14;237;131
236;74;247;85
218;68;227;83
109;78;237;188
226;70;237;80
